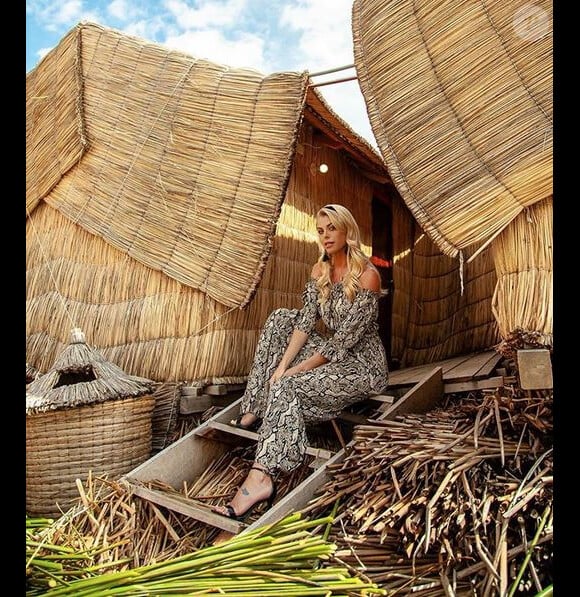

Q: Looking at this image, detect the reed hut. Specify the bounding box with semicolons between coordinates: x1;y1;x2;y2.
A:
352;0;553;346
26;20;501;397
26;328;155;517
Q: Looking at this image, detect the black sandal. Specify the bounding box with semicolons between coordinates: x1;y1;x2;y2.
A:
215;466;277;521
230;413;262;432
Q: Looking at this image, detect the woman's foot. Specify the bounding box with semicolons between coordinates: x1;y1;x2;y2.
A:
230;413;261;431
212;466;276;520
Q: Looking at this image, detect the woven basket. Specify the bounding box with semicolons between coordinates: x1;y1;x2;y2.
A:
26;394;155;517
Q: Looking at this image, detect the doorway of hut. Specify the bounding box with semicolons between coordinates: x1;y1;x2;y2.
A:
371;196;396;370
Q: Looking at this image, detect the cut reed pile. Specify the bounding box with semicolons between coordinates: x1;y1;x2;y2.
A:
302;387;553;595
27;510;385;596
25;428;361;596
24;444;318;568
352;0;552;259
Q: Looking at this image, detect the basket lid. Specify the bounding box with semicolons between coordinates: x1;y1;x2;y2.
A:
26;328;154;414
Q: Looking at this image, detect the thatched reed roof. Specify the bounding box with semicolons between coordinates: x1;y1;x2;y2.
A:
352;0;552;258
304;87;390;184
26;328;154;414
26;21;308;309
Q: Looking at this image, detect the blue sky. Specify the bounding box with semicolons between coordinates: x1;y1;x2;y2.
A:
26;0;377;147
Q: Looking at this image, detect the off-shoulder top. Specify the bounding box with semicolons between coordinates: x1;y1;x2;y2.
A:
293;278;388;391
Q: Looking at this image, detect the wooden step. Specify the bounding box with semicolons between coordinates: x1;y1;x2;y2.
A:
195;421;334;464
124;370;445;536
126;482;244;534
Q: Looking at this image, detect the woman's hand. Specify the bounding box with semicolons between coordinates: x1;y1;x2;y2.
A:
283;364;303;377
269;363;288;385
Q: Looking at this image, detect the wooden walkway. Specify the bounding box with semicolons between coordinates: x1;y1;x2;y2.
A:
388;350;502;389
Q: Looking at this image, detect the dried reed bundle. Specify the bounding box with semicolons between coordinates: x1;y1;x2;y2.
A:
27;21;308;309
302;387;553;594
491;196;552;344
353;0;552;258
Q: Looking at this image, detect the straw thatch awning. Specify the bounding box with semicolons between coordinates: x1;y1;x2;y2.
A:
352;0;552;258
26;328;154;414
304;86;389;183
26;22;308;308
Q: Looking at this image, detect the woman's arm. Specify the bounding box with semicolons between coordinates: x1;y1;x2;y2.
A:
270;264;323;383
279;267;381;378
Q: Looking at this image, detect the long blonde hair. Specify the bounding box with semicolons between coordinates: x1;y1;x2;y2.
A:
315;204;378;302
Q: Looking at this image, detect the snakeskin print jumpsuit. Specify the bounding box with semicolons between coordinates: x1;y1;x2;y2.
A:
239;278;389;474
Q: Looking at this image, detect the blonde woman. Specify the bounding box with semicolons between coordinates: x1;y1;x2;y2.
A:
212;204;389;520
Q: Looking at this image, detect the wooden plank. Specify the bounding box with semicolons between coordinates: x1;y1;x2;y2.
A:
244;445;350;534
368;394;394;404
127;483;243;534
379;367;444;418
387;355;471;387
444;376;504;394
473;351;503;379
442;351;501;383
124;399;242;486
181;386;203;397
204;385;228;396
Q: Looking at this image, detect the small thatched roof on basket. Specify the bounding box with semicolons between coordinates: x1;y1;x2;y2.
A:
351;0;552;258
26;328;154;414
26;21;309;309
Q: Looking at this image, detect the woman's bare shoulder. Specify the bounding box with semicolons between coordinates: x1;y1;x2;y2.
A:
359;266;381;292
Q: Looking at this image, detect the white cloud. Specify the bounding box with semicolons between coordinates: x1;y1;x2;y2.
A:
34;0;84;29
107;0;144;21
279;1;376;147
163;0;248;28
27;0;101;31
163;28;266;71
280;0;354;71
36;46;53;62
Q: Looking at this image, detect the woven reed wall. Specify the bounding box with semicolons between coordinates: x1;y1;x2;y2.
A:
352;0;552;258
26;25;87;215
26;122;375;383
491;196;552;344
390;195;500;367
26;395;155;517
27;22;307;309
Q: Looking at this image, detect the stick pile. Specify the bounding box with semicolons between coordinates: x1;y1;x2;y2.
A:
303;388;553;595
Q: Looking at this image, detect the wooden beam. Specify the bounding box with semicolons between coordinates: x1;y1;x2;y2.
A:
444;376;504;394
379;367;444;419
126;483;243;534
180;394;212;414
